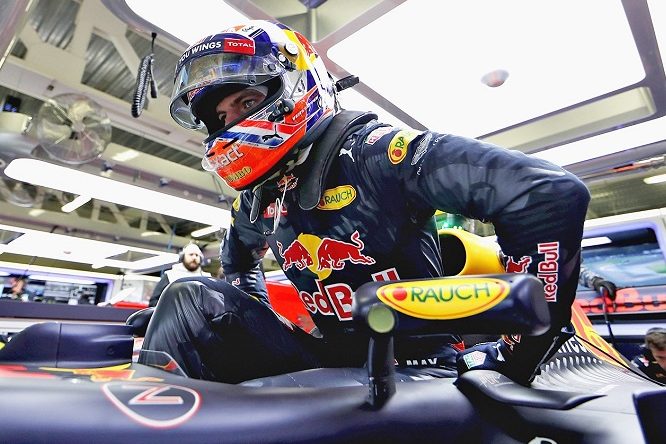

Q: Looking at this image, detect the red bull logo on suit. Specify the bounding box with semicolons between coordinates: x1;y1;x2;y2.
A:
276;231;379;320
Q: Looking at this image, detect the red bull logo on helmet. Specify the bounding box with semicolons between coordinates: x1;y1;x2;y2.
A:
377;278;510;320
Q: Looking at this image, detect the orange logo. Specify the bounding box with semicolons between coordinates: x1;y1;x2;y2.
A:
377;277;509;319
570;301;627;367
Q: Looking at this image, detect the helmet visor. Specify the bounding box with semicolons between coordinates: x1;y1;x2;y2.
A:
170;52;284;129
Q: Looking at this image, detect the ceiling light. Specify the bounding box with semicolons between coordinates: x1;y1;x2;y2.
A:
27;274;97;285
125;0;247;44
110;149;140;162
140;231;162;237
644;174;666;185
5;158;231;227
61;195;91;213
581;236;612;248
327;0;643;137
191;225;221;238
0;222;179;271
28;209;45;217
535;115;666;166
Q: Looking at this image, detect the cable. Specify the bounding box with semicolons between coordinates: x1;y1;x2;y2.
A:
600;288;618;350
131;32;158;118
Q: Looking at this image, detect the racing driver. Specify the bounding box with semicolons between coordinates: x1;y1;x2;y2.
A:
140;20;590;385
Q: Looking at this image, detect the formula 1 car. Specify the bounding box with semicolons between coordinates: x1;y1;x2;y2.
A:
1;234;664;443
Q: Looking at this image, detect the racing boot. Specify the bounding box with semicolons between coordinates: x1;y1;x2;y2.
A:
456;324;575;385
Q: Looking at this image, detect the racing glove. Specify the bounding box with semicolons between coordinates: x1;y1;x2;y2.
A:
591;277;617;300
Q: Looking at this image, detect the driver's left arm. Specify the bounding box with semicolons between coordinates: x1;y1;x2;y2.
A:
396;131;590;330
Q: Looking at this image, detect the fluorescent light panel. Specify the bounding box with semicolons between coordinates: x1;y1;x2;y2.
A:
644;174;666;185
581;236;612;248
191;225;221;238
126;0;247;44
27;274;97;285
5;159;231;228
327;0;643;138
0;222;179;271
61;195;91;213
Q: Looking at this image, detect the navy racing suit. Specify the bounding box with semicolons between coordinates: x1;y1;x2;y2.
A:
141;111;590;384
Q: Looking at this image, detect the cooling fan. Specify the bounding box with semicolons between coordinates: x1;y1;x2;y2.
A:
33;93;112;165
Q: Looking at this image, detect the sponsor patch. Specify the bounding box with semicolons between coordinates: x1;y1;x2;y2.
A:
317;185;356;210
505;255;532;273
102;382;200;428
388;129;420;165
364;126;393;145
277;173;298;191
463;351;487;369
411;133;432;165
232;196;241;212
537;242;559;302
224;166;251;184
223;38;255;55
278;231;375;281
377;277;509;320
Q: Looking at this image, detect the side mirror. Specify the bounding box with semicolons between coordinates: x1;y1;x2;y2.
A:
352;273;550;407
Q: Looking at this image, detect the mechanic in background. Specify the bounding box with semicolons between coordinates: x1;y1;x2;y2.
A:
1;276;31;302
141;20;590;385
148;243;211;307
632;328;666;383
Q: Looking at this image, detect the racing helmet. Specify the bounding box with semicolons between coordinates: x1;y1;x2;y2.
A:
170;20;338;191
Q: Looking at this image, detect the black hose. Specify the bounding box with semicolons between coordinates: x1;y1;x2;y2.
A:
131;54;153;118
131;32;158;118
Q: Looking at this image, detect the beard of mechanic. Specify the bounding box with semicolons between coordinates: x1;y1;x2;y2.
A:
139;20;591;385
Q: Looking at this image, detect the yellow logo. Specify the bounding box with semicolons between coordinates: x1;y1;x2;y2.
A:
232;196;241;212
388;130;420;164
377;277;509;319
317;185;356;210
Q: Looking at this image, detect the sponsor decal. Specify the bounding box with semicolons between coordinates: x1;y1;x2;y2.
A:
277;231;375;280
411;133;432;165
298;268;398;321
208;142;243;167
388;130;420;165
263;202;288;218
371;268;400;282
376;277;510;320
178;39;224;66
537;242;559;302
102;382;201;428
339;143;354;161
224;166;251;183
232;196;241;211
404;357;439;367
223;38;255;55
365;126;393;145
277;173;298;191
577;287;666;314
570;301;627;367
317;185;356;210
463;351;487;369
505;255;532;273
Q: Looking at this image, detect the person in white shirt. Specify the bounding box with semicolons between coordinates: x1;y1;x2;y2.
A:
149;243;211;307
